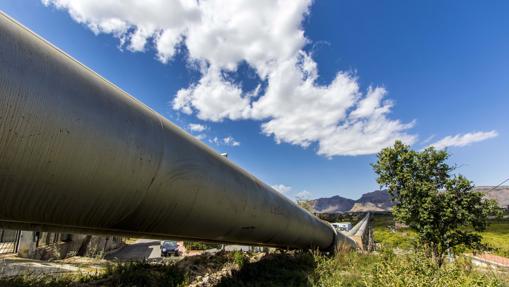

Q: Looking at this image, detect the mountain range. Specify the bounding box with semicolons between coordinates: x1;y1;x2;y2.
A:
309;186;509;213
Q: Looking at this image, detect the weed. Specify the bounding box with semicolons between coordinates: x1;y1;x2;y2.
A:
232;251;248;268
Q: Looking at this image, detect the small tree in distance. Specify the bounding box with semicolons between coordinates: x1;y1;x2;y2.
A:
296;197;315;213
372;141;501;266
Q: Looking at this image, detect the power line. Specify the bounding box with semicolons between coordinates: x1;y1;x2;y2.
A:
487;177;509;192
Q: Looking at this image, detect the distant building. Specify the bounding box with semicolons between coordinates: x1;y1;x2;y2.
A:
331;222;352;232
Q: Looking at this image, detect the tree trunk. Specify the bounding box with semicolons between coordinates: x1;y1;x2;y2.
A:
432;244;445;267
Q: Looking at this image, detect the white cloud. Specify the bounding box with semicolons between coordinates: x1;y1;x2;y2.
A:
173;68;249;121
194;134;206;141
429;131;498;149
209;137;221;145
188;123;207;132
271;184;292;194
296;190;312;199
43;0;416;156
223;136;240;147
420;134;436;145
209;136;240;147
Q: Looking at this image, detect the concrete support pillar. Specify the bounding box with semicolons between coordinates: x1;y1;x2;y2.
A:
17;231;36;258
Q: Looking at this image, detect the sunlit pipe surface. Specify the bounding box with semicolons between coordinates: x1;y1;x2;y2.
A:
0;12;335;250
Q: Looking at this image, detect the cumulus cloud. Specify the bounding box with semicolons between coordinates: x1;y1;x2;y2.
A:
429;131;498;149
271;184;292;194
188;123;207;132
173;68;249;121
43;0;416;156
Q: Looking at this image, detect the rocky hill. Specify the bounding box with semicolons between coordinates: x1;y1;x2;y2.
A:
309;190;393;213
350;190;394;212
475;186;509;209
310;195;355;213
310;186;509;213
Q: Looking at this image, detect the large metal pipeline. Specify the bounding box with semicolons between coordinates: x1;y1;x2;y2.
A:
0;12;336;250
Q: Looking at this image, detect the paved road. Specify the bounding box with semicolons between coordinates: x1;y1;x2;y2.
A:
105;239;163;261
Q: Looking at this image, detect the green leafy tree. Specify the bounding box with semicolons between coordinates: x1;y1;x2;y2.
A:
372;141;501;266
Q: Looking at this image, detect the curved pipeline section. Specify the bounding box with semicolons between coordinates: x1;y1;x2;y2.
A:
0;12;335;250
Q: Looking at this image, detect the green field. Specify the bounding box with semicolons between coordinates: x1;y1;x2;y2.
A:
372;214;509;257
372;213;417;250
482;219;509;257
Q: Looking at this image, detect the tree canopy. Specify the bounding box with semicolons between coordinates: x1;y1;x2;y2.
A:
372;141;500;265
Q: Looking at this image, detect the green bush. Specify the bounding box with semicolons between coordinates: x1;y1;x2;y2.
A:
218;252;316;287
100;261;187;287
232;251;248;268
183;241;221;250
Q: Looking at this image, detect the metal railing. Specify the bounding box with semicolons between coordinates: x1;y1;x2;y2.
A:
0;230;20;254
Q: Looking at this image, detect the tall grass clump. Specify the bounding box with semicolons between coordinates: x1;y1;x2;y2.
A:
218;251;316;287
98;261;187;287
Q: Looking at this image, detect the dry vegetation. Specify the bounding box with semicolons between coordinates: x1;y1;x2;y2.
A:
1;249;507;287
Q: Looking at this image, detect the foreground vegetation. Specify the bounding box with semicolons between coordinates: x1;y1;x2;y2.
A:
310;250;507;287
1;249;507;287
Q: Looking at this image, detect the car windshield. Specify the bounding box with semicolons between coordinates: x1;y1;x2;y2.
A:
162;241;177;248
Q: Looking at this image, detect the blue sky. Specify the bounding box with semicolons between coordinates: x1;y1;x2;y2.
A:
1;0;508;200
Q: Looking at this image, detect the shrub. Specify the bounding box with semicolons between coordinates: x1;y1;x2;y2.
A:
232;251;248;268
183;241;221;250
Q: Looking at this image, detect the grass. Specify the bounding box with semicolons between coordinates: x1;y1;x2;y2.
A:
218;250;508;287
482;219;509;257
372;214;417;250
218;252;316;287
1;250;507;286
372;214;509;257
363;250;507;287
99;261;187;286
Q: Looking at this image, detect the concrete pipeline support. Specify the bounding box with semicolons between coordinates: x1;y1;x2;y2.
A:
0;11;338;250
